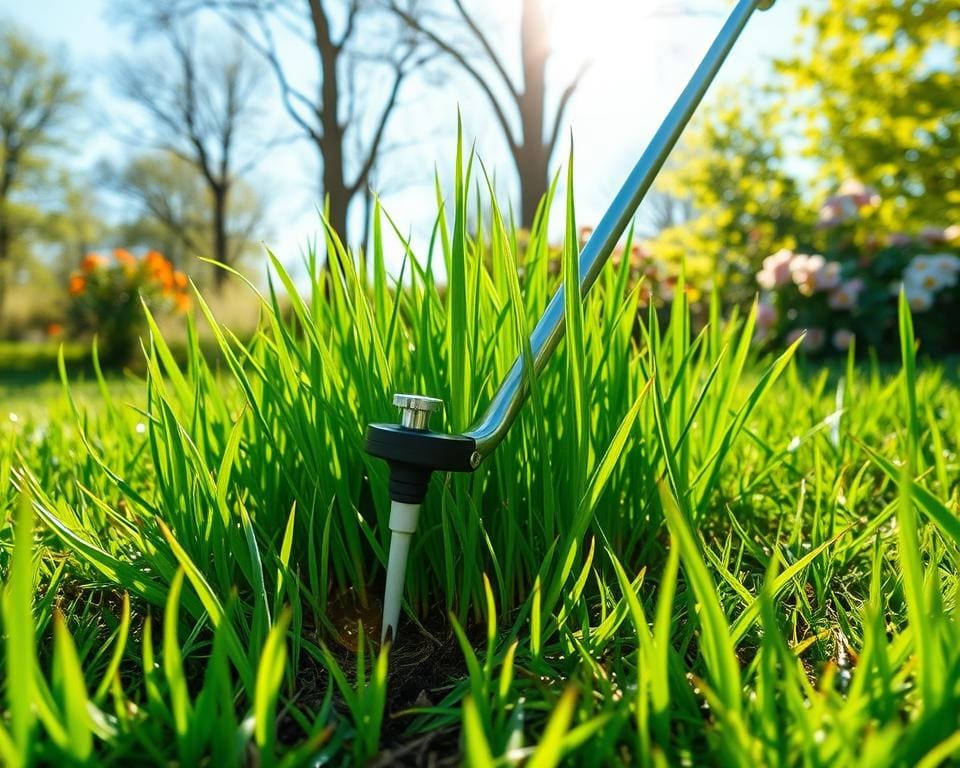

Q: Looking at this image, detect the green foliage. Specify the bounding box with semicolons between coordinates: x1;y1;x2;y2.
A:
0;24;81;322
650;87;808;301
779;0;960;227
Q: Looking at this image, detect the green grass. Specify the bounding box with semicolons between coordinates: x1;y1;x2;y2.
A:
1;142;960;766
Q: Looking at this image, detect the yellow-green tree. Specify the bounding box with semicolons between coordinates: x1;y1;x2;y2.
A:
0;26;79;328
650;88;807;302
779;0;960;227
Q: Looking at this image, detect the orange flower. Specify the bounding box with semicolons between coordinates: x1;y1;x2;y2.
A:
114;248;138;273
144;250;174;289
173;291;191;313
69;273;87;295
81;252;107;273
172;271;188;290
47;323;64;337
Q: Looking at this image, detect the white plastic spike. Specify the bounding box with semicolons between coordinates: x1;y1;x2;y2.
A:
381;500;421;644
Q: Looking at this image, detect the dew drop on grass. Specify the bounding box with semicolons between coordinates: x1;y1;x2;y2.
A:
135;423;147;435
787;436;801;452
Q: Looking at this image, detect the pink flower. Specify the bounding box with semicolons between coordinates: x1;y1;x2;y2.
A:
791;254;841;295
887;232;913;247
837;179;881;208
753;299;777;345
828;278;865;310
832;329;855;351
818;197;859;228
817;181;880;228
756;299;777;330
818;261;842;291
757;249;794;289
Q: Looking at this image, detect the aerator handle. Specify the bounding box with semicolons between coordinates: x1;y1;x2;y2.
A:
465;0;776;458
366;0;776;499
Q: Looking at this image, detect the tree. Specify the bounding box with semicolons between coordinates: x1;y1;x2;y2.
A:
106;151;265;283
650;86;807;301
114;22;269;289
116;0;422;255
778;0;960;227
42;173;108;280
0;26;79;327
389;0;589;229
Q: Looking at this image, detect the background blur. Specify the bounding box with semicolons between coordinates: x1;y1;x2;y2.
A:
1;0;957;362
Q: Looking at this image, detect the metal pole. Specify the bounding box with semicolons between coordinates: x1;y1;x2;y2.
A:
465;0;774;458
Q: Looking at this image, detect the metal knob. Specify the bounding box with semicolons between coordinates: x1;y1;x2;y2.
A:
393;393;443;431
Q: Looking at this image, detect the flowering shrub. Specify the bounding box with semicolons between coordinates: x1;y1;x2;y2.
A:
68;249;190;363
578;226;679;308
754;181;960;356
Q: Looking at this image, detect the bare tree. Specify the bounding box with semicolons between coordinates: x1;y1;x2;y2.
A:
0;27;78;326
114;22;269;289
389;0;590;229
118;0;424;261
104;151;265;277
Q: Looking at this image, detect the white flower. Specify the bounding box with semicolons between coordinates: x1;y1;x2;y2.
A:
907;270;947;292
904;254;958;292
932;254;960;286
828;279;865;310
904;283;934;312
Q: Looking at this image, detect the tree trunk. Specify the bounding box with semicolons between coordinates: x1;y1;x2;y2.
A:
323;147;350;250
311;0;351;271
517;144;549;230
517;0;550;229
211;185;229;291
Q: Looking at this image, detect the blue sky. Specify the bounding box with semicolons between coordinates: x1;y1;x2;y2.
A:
4;0;801;276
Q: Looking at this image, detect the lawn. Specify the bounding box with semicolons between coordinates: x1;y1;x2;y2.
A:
2;164;960;767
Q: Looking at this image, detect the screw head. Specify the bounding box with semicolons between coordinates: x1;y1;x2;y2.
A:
393;393;443;431
470;451;482;469
392;394;443;413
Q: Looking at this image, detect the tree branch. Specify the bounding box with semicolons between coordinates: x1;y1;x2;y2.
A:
348;50;417;197
450;0;519;100
545;58;590;159
389;0;519;154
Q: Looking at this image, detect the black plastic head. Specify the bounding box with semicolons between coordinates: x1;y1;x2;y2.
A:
365;424;478;504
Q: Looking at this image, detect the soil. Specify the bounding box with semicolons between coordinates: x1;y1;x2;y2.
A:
285;587;483;767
